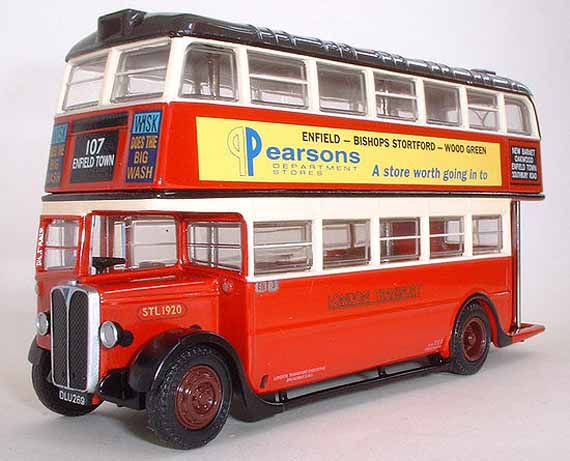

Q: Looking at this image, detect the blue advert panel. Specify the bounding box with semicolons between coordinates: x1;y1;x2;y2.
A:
45;122;68;187
126;110;162;183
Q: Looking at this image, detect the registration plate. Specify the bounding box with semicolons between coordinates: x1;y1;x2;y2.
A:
58;388;91;406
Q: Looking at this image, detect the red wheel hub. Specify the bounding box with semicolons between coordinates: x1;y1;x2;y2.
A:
175;365;222;430
461;317;487;362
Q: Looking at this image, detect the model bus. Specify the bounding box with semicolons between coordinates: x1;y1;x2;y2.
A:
30;9;545;449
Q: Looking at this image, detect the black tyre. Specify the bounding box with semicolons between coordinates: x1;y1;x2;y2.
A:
146;345;232;449
449;301;491;375
31;351;100;416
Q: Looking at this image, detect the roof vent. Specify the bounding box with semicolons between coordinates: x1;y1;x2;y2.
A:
97;9;146;42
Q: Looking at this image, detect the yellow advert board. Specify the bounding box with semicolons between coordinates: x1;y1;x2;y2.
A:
196;117;502;186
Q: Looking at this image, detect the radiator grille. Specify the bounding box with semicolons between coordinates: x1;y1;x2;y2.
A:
51;290;68;387
50;286;99;392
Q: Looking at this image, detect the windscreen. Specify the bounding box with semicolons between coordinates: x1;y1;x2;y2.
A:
90;215;177;273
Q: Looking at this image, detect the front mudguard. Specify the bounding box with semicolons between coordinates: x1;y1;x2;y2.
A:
128;329;283;422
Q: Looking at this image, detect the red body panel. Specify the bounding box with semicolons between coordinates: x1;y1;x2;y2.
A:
45;102;543;196
35;240;514;395
95;271;219;373
248;257;512;393
37;101;544;399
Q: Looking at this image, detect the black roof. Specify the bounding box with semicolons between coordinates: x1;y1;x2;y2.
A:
67;9;531;96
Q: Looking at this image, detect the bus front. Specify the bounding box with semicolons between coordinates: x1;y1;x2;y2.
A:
33;26;242;416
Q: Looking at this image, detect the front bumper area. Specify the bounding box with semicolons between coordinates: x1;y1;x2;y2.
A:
29;340;144;409
97;369;145;410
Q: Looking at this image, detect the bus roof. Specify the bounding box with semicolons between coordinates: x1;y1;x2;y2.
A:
67;9;531;96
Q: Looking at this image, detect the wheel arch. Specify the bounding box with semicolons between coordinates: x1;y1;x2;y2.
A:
128;329;283;422
455;293;513;348
28;338;48;366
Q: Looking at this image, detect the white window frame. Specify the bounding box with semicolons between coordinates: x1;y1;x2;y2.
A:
111;42;172;103
41;196;512;281
472;214;503;255
58;37;174;114
316;62;368;116
253;220;313;275
56;37;540;140
372;72;419;122
61;51;109;112
178;43;239;101
429;215;465;259
187;221;242;271
505;95;537;137
466;88;500;132
322;219;371;269
379;217;421;263
247;51;309;109
423;81;463;128
90;214;178;273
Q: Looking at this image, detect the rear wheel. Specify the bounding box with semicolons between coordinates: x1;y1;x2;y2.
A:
450;301;491;375
146;345;232;449
31;351;100;416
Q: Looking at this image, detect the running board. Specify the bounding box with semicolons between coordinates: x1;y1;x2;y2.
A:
281;362;449;410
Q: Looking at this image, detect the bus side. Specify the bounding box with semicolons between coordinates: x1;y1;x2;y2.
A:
248;258;512;394
240;198;513;394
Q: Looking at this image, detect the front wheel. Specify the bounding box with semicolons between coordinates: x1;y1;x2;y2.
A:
31;350;100;416
146;345;232;449
449;301;491;375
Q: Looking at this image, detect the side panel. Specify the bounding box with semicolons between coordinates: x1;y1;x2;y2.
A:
45;102;542;196
163;102;543;195
250;257;513;393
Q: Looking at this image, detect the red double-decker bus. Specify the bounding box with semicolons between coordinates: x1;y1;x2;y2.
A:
30;9;544;449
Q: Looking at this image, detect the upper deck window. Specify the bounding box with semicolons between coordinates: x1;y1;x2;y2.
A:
467;90;499;131
180;44;237;100
63;56;106;111
112;44;170;102
425;83;461;126
506;97;531;135
317;64;367;115
248;52;308;108
374;74;418;121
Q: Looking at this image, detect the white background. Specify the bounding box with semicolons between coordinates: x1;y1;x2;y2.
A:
1;1;569;459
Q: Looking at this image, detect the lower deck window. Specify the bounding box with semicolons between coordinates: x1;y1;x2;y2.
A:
430;216;464;258
254;221;312;274
473;215;502;254
91;215;177;272
380;218;421;263
44;219;80;270
323;220;370;269
188;222;242;270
